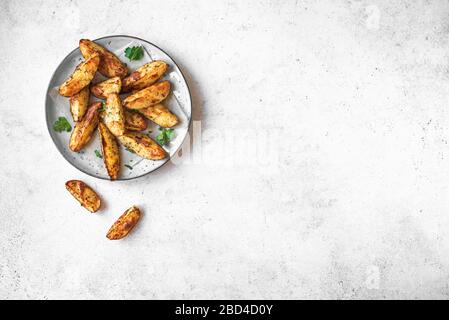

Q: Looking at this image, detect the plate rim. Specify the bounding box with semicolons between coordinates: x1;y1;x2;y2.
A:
45;34;192;181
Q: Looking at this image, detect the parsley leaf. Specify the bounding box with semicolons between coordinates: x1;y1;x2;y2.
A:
95;150;103;158
156;128;175;146
124;164;133;170
124;46;144;61
53;117;72;133
99;101;106;112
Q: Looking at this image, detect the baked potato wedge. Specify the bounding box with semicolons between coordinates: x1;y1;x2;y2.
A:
79;39;128;78
138;103;179;128
123;81;170;110
69;86;90;122
101;93;125;136
98;122;120;180
122;60;168;93
118;133;166;160
59;54;100;97
91;76;122;99
69;102;101;152
65;180;101;213
106;206;141;240
125;110;148;131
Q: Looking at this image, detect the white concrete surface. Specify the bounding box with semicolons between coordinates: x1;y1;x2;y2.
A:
1;0;449;299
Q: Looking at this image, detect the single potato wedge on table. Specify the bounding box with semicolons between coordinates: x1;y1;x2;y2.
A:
69;102;101;152
65;180;101;213
91;76;122;99
98;122;120;180
69;86;90;122
124;110;147;131
118;133;166;160
121;60;168;93
79;39;128;78
123;81;170;110
59;54;99;97
106;206;141;240
138;103;178;128
101;93;125;136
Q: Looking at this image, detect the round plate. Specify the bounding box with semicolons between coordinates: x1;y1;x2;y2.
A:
46;35;192;180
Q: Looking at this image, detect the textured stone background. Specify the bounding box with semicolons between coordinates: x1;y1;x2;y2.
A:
1;0;449;299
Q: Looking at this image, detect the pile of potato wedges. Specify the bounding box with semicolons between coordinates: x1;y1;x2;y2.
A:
59;39;179;180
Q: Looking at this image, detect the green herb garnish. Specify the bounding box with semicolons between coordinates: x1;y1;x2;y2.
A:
53;117;72;133
95;150;103;158
99;101;106;112
124;46;144;61
156;128;175;146
124;164;133;170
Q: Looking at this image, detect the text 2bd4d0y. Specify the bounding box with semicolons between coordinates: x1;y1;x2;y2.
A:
175;304;273;317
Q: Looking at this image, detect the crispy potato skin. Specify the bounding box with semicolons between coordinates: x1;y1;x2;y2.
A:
69;102;101;152
123;81;170;110
138;103;178;128
118;133;166;160
124;110;148;131
69;86;90;122
79;39;128;78
59;54;99;97
122;61;168;93
106;206;141;240
101;93;125;136
91;77;122;99
65;180;101;213
98;122;120;180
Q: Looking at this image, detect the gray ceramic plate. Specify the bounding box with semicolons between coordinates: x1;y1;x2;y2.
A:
46;35;192;180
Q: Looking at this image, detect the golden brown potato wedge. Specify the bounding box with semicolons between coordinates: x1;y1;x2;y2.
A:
106;206;141;240
122;60;168;93
101;93;125;136
118;133;166;160
124;110;148;131
138;104;179;128
59;54;99;97
91;77;122;99
79;39;128;78
98;122;120;180
69;102;101;152
65;180;101;213
69;86;90;122
123;81;170;110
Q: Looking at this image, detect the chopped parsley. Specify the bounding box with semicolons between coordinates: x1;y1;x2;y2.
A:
124;46;144;61
99;101;106;112
94;150;103;158
156;128;175;146
53;117;72;132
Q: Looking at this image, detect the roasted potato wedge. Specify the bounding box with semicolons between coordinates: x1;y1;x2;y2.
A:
123;81;170;110
69;102;101;152
101;93;125;136
122;60;168;93
118;133;166;160
91;76;122;99
79;39;128;78
69;86;90;122
125;110;148;131
138;104;179;128
59;54;99;97
106;206;141;240
65;180;101;213
98;122;120;180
